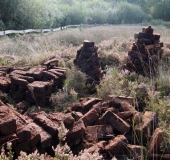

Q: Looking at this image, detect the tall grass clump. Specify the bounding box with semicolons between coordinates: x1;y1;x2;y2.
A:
51;67;91;111
98;39;130;70
97;68;138;100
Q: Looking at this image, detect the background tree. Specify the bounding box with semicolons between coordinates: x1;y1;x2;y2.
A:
0;0;170;30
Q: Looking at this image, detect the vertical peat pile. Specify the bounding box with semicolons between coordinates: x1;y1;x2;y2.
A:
74;40;103;84
124;26;163;77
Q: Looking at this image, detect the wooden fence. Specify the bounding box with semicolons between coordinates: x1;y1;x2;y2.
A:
0;24;102;36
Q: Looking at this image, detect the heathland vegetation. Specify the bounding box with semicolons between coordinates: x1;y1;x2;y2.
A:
0;0;170;30
1;24;170;159
1;0;170;158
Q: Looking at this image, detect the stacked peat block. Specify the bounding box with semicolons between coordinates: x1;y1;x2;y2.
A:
124;26;163;77
0;67;12;93
74;40;103;84
26;63;65;107
0;58;66;107
1;95;170;159
64;95;169;159
0;101;62;157
41;58;66;90
9;68;34;102
26;81;52;106
0;76;11;93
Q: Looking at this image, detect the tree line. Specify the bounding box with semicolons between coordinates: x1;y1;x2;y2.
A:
0;0;170;30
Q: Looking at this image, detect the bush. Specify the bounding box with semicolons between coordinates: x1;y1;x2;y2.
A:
96;68;136;100
51;67;91;111
149;19;170;28
0;20;5;30
0;0;153;30
59;4;88;26
15;0;63;29
64;68;89;97
86;1;109;24
115;1;151;24
150;2;170;21
107;9;119;24
0;0;63;29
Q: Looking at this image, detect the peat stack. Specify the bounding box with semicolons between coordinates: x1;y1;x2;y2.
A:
0;58;66;107
1;95;170;159
124;26;163;77
74;40;103;84
9;68;34;102
0;101;61;157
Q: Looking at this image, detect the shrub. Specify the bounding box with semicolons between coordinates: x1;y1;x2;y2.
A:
87;7;109;24
15;0;63;29
107;9;119;24
150;2;170;21
0;0;155;30
64;67;89;97
0;0;63;30
96;68;136;100
0;19;5;30
99;52;120;70
149;19;170;28
51;67;92;111
115;2;151;24
59;4;88;26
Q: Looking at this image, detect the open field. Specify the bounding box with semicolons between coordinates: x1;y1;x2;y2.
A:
1;25;170;159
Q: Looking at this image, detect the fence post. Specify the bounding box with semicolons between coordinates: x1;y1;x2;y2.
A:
80;23;82;31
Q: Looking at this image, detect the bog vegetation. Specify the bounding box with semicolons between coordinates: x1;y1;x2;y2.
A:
0;0;170;30
1;24;170;159
1;1;170;157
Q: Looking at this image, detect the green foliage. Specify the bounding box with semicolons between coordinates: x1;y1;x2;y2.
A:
64;68;89;97
0;0;170;30
99;52;120;70
115;1;151;24
15;0;61;29
0;0;63;29
0;0;159;30
51;67;92;111
149;0;170;21
96;68;137;100
148;19;170;28
0;20;5;30
85;0;110;24
0;92;14;104
0;0;170;29
59;3;88;26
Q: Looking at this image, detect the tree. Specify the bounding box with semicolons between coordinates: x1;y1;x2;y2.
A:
0;0;62;29
0;0;19;29
150;0;170;21
115;1;151;24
